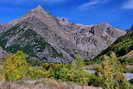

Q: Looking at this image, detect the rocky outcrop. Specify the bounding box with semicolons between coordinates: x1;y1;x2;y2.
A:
58;19;126;58
0;5;126;63
0;24;5;33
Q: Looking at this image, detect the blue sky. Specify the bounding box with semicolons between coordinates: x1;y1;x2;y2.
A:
0;0;133;29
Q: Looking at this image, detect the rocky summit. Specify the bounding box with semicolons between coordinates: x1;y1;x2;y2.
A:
0;5;126;63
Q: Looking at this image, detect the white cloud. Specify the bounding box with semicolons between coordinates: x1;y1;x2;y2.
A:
122;0;133;9
78;0;110;10
79;0;99;10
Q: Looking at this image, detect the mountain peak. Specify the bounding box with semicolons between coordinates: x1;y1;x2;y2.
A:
23;5;49;17
33;5;44;11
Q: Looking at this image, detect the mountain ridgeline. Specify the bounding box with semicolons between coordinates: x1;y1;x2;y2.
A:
0;5;126;63
98;25;133;58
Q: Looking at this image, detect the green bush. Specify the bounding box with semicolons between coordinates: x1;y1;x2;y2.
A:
26;66;50;80
48;56;92;85
119;57;133;64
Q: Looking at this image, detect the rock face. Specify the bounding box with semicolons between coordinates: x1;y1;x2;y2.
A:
0;5;126;63
58;19;126;58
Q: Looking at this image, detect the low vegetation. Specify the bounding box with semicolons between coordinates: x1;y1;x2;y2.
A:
47;56;94;85
0;51;133;89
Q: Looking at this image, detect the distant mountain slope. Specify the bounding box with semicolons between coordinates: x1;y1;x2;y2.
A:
0;5;126;63
98;27;133;57
0;47;7;60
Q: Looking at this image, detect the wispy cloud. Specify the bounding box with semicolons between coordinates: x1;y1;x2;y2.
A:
78;0;110;10
122;0;133;9
79;0;99;10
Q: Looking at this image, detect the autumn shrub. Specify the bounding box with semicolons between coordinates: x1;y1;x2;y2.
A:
3;51;50;81
0;65;4;81
95;52;131;89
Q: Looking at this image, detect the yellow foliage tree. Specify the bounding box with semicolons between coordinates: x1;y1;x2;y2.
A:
97;52;130;89
4;51;29;81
